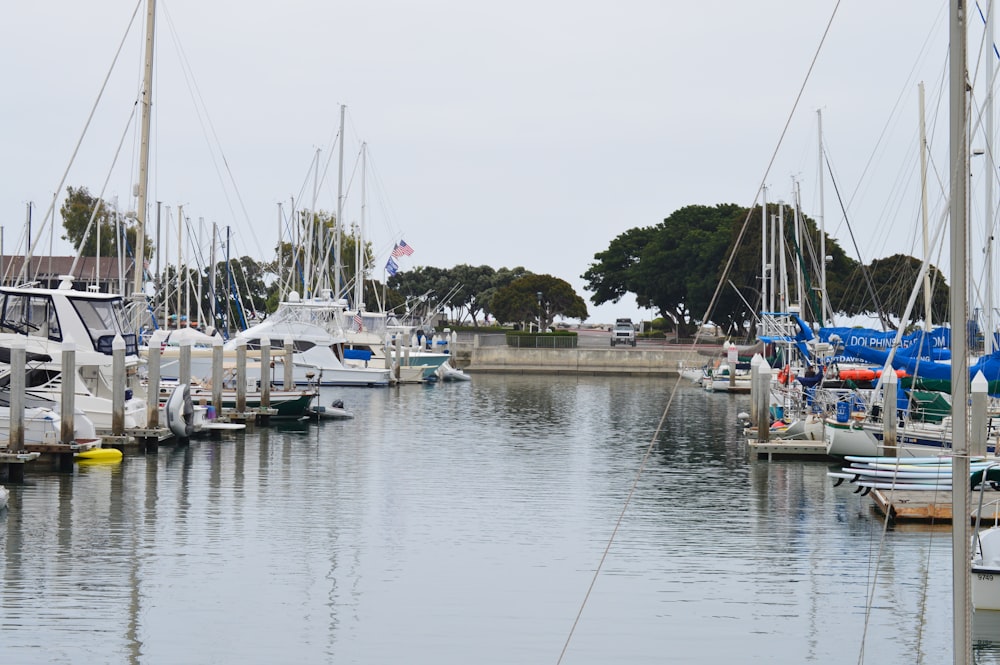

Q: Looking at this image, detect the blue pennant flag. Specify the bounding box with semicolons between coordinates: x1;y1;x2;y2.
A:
385;256;398;276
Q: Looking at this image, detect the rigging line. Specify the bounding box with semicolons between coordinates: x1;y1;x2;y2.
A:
66;103;141;281
693;0;840;336
839;4;946;220
823;151;890;330
23;0;143;284
159;2;266;260
975;1;1000;60
556;374;681;665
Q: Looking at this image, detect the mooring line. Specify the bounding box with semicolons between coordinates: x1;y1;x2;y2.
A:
556;372;683;664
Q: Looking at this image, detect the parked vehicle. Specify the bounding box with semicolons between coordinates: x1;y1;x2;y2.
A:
611;318;636;347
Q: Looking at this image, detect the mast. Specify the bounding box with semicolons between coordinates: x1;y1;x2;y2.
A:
211;221;217;331
986;2;996;353
817;109;828;325
276;202;284;298
920;82;933;331
354;142;368;311
949;1;971;662
176;204;183;329
760;186;768;314
133;0;155;308
778;202;788;312
335;104;346;300
305;150;318;298
792;180;804;312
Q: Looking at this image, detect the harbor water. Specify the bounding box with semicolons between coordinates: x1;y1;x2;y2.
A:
2;374;1000;663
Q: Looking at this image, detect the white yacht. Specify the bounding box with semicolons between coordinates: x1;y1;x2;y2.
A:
0;277;148;430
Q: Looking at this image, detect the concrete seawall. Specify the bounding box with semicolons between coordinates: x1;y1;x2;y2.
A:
461;346;706;376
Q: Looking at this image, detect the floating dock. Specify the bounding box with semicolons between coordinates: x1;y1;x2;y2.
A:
867;488;1000;523
747;437;833;461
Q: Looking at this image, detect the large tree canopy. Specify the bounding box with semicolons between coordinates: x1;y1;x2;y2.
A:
837;253;949;329
490;274;588;330
582;203;931;336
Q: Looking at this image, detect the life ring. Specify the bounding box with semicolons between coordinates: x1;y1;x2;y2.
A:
777;365;795;385
166;383;195;438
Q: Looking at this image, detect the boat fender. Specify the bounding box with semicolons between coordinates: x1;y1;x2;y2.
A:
777;365;795;385
166;383;195;438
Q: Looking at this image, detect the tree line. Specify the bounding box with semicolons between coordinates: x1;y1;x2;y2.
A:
58;186;590;331
581;203;949;337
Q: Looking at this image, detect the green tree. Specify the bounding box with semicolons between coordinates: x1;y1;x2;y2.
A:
59;186;152;260
584;203;863;337
490;274;588;330
838;254;949;329
267;213;372;312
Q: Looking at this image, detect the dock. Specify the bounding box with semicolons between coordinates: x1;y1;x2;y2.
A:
0;449;42;482
867;488;1000;523
747;437;833;461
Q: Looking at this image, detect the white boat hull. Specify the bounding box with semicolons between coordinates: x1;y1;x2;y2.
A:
974;528;1000;610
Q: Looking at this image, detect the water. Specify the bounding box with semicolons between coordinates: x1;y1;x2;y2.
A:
1;375;999;664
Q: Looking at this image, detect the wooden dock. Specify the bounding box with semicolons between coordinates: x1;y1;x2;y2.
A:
0;449;42;482
868;488;1000;523
747;437;833;461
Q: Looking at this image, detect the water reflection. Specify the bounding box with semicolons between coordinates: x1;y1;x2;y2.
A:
0;377;984;663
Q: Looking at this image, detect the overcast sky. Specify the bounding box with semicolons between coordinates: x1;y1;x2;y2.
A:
0;2;988;324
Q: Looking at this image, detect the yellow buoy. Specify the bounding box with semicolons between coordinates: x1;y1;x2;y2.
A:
75;448;123;463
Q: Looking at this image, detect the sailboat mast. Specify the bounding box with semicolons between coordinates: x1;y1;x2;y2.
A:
354;142;367;311
335;104;346;300
760;186;768;314
817;109;828;326
177;204;183;329
778;203;788;312
793;180;804;312
986;3;996;354
920;82;933;331
949;0;971;662
133;0;155;304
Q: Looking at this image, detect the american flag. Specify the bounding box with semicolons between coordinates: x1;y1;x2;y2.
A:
353;313;363;330
391;240;414;258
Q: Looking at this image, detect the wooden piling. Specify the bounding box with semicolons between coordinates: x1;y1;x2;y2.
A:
212;335;223;417
883;370;898;451
283;338;294;390
9;339;24;452
236;338;247;414
60;342;76;444
112;334;125;436
147;343;161;428
973;371;988;457
259;337;271;426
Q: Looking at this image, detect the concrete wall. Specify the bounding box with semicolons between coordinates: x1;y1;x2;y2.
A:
465;346;704;376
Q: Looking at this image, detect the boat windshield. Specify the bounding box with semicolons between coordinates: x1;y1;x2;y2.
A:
69;297;138;356
0;294;62;341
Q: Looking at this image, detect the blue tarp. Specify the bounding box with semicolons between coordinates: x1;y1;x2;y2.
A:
344;349;373;361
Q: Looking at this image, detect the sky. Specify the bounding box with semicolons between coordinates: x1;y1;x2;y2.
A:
0;2;990;325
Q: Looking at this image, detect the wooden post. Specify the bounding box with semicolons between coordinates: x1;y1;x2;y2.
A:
60;342;76;444
112;334;125;436
10;339;24;452
883;370;898;453
756;361;771;442
283;338;294;390
147;342;160;429
179;338;192;393
749;354;761;426
212;335;223;417
236;338;247;414
260;337;271;411
973;370;988;457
